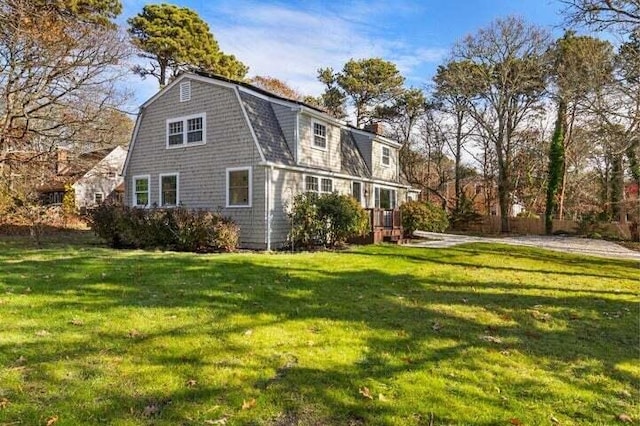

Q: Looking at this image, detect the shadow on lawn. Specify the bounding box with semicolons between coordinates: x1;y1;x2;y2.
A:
1;246;638;425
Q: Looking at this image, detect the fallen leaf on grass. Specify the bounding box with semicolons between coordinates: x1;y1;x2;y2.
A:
205;418;228;425
531;310;552;322
127;330;143;339
186;379;197;388
46;415;58;425
431;321;442;332
241;398;256;410
358;387;373;400
618;413;633;423
35;330;50;337
0;398;9;409
143;404;160;417
243;329;253;337
480;335;503;344
550;415;560;424
378;393;388;401
509;418;523;425
69;318;84;326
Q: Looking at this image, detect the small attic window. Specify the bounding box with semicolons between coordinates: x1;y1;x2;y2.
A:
180;81;191;102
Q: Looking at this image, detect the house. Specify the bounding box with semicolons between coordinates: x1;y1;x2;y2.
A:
38;146;127;209
123;71;416;249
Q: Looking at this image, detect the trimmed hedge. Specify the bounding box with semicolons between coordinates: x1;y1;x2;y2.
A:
90;204;239;252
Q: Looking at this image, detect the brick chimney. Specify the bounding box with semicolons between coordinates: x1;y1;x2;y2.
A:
364;122;384;135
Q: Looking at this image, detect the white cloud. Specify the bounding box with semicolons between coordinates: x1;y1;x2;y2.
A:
201;1;444;96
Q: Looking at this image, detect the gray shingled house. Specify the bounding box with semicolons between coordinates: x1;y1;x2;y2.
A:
123;71;418;249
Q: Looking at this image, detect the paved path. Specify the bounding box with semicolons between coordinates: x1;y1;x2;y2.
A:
408;231;640;262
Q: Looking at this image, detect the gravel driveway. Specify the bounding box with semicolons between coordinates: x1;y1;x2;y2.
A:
409;231;640;262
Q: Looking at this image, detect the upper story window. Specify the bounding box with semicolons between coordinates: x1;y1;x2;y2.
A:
180;81;191;102
227;167;251;207
94;192;103;204
166;113;206;148
381;146;391;166
160;173;179;207
133;175;149;207
313;122;327;149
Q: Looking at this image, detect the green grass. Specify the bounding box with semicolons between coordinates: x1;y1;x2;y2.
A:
0;234;638;425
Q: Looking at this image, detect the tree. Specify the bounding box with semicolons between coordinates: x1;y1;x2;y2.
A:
560;0;640;31
545;32;614;233
451;17;550;231
250;76;302;100
128;4;247;87
317;58;405;127
0;0;131;205
433;61;478;214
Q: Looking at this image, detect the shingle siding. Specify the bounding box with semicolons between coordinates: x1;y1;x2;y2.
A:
124;78;267;248
297;114;341;172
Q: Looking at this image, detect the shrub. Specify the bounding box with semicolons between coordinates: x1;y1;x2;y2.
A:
289;192;369;248
89;204;239;252
400;200;449;236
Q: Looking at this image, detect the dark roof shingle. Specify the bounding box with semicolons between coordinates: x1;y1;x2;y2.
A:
341;130;370;178
239;91;295;165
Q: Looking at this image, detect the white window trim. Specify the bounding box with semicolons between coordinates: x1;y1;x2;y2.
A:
226;167;252;208
381;146;391;167
303;174;319;193
159;172;179;207
311;120;328;151
320;177;333;194
166;113;206;149
373;185;397;209
132;174;150;208
94;192;104;204
303;174;333;194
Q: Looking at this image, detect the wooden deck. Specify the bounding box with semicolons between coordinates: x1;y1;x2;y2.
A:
352;208;403;244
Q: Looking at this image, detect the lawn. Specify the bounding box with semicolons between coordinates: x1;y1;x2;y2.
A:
0;234;638;425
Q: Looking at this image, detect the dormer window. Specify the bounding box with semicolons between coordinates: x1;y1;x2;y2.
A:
382;146;391;166
313;122;327;149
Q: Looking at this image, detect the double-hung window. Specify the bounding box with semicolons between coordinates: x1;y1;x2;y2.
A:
133;175;149;207
381;146;391;166
305;176;319;193
160;173;178;207
166;113;206;148
313;122;327;149
227;167;251;207
94;192;103;204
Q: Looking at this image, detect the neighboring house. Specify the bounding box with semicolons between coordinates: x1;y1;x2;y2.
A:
38;146;127;209
123;71;416;249
73;146;127;209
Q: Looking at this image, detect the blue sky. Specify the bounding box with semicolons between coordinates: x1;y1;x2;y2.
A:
120;0;583;109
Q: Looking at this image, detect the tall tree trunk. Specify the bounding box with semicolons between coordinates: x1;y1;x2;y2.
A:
610;153;624;222
454;114;463;212
545;99;566;234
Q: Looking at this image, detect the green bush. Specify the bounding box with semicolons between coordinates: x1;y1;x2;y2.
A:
289;192;369;248
89;204;239;252
400;200;449;236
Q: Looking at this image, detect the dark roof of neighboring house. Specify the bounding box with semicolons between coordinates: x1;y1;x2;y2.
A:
239;91;295;165
340;129;370;178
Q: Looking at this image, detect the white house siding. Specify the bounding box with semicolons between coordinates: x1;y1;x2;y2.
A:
124;78;266;248
297;114;341;172
371;141;398;182
74;146;127;209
